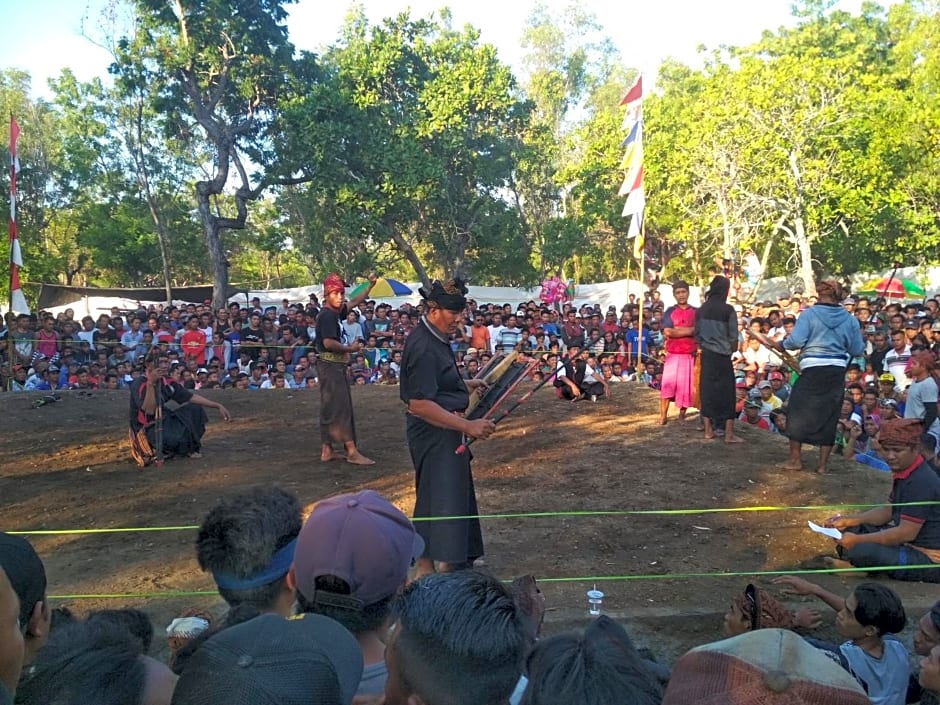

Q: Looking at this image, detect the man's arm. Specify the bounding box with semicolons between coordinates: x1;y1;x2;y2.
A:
347;273;377;310
189;393;232;421
772;576;846;612
826;504;893;530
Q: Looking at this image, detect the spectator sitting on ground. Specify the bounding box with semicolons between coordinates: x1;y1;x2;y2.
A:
821;418;940;581
845;414;890;472
908;601;940;705
769;407;788;435
879;397;899;421
520;615;664;705
721;583;821;637
195;486;302;616
169;612;362;705
773;576;909;705
0;567;23;705
0;533;50;669
383;571;531;705
290;489;423;697
661;628;871;705
15;616;178;705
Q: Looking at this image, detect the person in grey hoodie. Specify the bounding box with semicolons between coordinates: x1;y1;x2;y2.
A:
777;279;866;474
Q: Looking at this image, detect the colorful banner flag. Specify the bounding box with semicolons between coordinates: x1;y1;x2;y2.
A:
618;74;644;244
9;114;29;314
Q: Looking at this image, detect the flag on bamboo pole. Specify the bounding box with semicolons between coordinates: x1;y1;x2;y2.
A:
619;74;644;257
9;114;28;314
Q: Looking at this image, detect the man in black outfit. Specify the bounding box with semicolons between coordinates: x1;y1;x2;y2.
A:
128;349;231;466
400;278;494;576
315;272;376;465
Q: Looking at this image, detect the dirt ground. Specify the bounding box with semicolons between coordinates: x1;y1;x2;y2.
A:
2;382;936;663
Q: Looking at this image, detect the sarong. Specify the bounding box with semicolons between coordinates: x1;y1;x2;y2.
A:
318;359;356;446
408;416;483;564
129;404;207;466
699;349;735;425
786;365;844;446
660;352;695;408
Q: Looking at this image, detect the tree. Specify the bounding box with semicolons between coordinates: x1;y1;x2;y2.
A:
112;0;317;307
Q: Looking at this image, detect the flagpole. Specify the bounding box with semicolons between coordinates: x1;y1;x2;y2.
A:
636;221;645;372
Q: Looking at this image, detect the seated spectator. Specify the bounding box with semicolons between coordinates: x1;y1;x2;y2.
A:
15;617;178;705
821;418;940;581
769;407;788;435
845;414;890;472
773;577;908;705
756;380;782;421
195;486;302;615
384;571;531;705
170;613;363;705
291;490;423;697
0;533;49;668
520;615;663;705
768;369;790;401
0;567;23;705
879;396;899;421
739;400;771;430
922;645;940;702
662;628;871;705
722;583;821;637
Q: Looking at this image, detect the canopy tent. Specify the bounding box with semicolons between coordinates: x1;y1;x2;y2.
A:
36;283;246;317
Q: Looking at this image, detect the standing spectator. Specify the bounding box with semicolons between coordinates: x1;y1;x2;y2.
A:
885;329;913;391
659;280;697;425
905;351;939;442
180;316;208;367
315;273;375;465
778;280;865;474
342;311;365;346
695;276;743;443
487;313;506;355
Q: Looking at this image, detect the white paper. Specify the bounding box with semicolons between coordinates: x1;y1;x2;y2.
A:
808;521;842;540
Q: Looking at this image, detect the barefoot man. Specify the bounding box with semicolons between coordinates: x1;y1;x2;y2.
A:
316;272;376;465
775;279;865;473
659;280;696;425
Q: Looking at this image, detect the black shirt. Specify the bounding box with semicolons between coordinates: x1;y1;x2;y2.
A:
315;305;347;354
891;458;940;552
128;376;194;432
400;317;469;413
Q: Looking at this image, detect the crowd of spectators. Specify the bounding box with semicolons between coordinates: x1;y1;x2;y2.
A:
2;289;939;453
3;481;940;705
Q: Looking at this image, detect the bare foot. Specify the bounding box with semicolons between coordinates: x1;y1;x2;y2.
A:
346;452;376;466
814;466;828;475
703;433;716;440
659;417;668;426
822;556;854;571
780;460;803;471
188;451;202;458
724;435;744;444
678;410;687;421
320;449;339;462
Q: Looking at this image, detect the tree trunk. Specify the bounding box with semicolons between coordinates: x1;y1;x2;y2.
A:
793;216;816;297
388;228;432;290
197;183;229;311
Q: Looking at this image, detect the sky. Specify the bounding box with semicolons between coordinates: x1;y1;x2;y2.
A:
2;0;876;99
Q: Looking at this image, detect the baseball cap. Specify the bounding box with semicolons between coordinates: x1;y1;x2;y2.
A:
292;490;424;608
662;629;869;705
932;321;940;332
466;347;478;355
769;371;784;381
196;368;209;375
904;320;918;329
735;381;748;389
745;400;762;410
757;381;772;389
879;398;898;408
0;533;47;628
170;613;363;705
878;373;895;383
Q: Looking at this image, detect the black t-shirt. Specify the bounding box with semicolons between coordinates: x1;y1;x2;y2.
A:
891;459;940;551
93;328;119;351
315;305;347;354
400;318;469;413
128;376;194;431
241;325;264;360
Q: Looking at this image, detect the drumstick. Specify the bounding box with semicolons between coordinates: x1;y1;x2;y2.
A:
456;355;568;455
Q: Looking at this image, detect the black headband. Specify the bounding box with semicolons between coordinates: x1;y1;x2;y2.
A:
421;278;468;312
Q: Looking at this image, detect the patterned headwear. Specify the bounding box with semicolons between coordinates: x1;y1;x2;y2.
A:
733;584;794;631
420;278;468;312
879;418;923;447
322;273;347;297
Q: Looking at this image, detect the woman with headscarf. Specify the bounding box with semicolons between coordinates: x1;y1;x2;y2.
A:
776;280;865;474
694;276;743;443
400;278;496;576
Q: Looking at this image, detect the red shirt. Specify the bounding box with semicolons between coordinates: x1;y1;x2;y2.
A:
180;329;207;365
663;305;697;355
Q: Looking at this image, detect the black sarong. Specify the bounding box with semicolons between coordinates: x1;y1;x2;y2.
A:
699;349;735;425
318;359;356;445
786;365;845;446
408;417;483;564
144;405;207;459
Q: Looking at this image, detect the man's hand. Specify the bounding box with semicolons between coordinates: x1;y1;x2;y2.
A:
217;403;232;422
793;607;823;630
348;341;363;353
823;515;853;531
464;418;496;439
837;532;860;550
367;272;378;287
848;424;862;439
771;575;819;596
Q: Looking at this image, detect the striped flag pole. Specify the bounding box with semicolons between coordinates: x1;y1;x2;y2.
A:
9;114;28;316
619;74;644;368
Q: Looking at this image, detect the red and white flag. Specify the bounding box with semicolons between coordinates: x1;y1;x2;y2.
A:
9;114;29;314
618;74;644;253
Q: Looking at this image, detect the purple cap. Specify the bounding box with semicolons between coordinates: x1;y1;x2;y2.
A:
293;490;424;606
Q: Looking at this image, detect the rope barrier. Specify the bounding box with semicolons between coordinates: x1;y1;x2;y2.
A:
9;501;939;536
45;564;939;601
